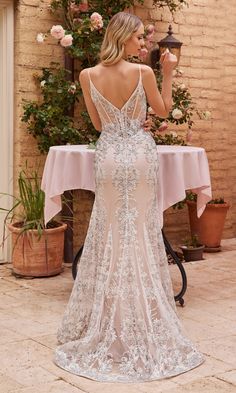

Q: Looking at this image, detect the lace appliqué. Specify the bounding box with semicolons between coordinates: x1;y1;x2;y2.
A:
55;66;205;382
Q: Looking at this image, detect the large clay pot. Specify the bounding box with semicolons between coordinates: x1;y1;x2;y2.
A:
187;201;229;251
8;222;67;277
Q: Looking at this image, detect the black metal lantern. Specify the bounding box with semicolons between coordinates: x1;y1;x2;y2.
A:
158;25;182;66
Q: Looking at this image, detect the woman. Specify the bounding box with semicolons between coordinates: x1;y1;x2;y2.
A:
54;12;204;382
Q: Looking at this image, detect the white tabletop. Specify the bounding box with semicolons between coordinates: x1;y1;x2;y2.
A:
41;144;212;227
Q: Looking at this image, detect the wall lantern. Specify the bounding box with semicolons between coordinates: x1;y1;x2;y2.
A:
158;25;182;67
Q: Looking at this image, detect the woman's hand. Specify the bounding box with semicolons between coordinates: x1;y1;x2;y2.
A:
142;117;153;132
160;48;177;74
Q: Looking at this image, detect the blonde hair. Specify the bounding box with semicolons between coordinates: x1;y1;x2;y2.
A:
100;12;142;66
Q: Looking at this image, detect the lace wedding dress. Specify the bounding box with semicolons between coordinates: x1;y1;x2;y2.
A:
54;65;204;382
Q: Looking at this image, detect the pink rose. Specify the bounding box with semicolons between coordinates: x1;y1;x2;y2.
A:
90;12;103;30
146;32;154;41
158;122;168;132
90;12;102;21
50;25;65;40
145;36;154;50
145;24;155;34
60;34;73;47
79;2;89;12
139;47;148;61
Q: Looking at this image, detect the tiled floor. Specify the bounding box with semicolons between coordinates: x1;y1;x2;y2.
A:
0;238;236;393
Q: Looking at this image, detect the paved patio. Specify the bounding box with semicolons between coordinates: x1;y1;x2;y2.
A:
0;238;236;393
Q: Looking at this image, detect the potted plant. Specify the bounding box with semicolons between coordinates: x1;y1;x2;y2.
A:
180;234;204;262
186;192;229;252
0;167;67;277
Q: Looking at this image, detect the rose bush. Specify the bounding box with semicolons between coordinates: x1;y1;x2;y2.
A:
23;0;211;152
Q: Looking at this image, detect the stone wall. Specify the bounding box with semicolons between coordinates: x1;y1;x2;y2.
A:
14;0;236;251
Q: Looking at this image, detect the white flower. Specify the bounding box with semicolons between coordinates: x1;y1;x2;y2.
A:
201;111;211;120
175;68;184;77
50;25;65;40
179;83;186;90
148;106;155;115
68;83;76;94
170;131;178;137
40;80;46;87
36;33;46;43
172;108;183;120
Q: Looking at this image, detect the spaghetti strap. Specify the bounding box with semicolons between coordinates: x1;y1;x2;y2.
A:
139;64;142;81
87;69;91;82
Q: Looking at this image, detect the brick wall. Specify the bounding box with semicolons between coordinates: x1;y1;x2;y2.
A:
133;0;236;245
14;0;236;250
14;0;64;176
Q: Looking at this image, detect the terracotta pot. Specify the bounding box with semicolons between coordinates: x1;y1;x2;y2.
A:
180;245;204;262
187;201;229;251
8;222;67;277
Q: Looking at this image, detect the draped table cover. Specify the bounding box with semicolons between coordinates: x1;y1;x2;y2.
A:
41;144;212;227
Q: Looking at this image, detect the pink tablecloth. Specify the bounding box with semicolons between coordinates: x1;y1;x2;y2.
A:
41;145;212;227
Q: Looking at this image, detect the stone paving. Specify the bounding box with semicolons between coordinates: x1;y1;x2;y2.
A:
0;238;236;393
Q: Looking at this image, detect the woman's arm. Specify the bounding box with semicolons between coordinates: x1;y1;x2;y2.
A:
142;51;177;118
79;69;102;132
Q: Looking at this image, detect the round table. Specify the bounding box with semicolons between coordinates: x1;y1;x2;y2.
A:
41;144;212;305
42;144;212;227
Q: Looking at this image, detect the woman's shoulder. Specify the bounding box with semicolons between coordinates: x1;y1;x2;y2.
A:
126;62;152;72
79;65;99;78
127;63;154;78
139;63;153;75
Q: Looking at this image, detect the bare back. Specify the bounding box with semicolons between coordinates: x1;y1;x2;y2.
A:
79;61;169;131
88;62;144;110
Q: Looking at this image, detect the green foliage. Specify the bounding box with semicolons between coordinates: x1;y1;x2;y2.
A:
152;132;186;146
182;234;201;248
21;64;84;153
49;0;187;65
22;0;192;152
208;197;226;204
50;1;142;65
185;192;226;205
153;0;187;13
170;82;195;129
173;191;226;211
0;168;49;244
150;68;196;131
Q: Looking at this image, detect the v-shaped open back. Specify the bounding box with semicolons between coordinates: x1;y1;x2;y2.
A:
88;65;142;112
88;65;147;133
